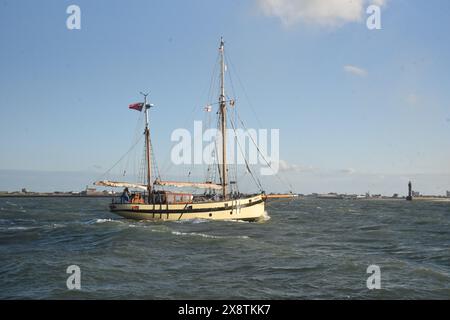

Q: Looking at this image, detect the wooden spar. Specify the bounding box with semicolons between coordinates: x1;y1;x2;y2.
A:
219;37;227;200
262;194;298;200
141;92;152;203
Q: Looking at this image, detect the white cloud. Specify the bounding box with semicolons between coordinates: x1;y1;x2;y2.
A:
257;0;387;27
276;160;315;173
343;65;368;77
340;168;356;174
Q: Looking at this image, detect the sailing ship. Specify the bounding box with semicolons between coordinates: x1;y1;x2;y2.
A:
95;38;282;222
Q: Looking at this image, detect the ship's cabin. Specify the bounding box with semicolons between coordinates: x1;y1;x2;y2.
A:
149;191;193;204
113;190;194;205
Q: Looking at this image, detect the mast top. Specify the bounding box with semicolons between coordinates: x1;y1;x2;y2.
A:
219;37;227;199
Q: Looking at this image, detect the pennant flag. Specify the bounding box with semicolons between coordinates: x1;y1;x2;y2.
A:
204;105;212;112
129;103;144;111
230;100;235;107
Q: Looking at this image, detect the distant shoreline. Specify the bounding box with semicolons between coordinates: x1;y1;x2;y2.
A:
358;197;450;203
0;194;115;198
302;196;450;202
1;194;449;202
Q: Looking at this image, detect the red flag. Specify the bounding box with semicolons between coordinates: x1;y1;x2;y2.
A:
129;103;144;111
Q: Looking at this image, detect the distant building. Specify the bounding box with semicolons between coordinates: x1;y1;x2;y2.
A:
21;188;28;193
392;193;399;198
80;187;111;196
80;187;97;195
447;191;450;198
412;191;420;197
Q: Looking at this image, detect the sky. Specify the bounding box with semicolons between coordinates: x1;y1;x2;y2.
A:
0;0;449;195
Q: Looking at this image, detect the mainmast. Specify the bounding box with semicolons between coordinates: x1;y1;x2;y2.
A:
141;92;152;202
219;37;227;199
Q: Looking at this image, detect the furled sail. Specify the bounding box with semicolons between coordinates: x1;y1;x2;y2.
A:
94;180;148;190
154;179;223;190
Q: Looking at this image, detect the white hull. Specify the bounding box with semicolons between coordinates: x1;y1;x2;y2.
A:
109;195;266;222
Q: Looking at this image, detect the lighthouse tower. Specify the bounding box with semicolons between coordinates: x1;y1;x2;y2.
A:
406;181;413;201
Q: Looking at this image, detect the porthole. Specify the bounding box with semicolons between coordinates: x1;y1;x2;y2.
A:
230;211;233;215
209;213;212;217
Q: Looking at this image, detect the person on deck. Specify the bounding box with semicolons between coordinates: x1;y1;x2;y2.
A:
121;187;131;203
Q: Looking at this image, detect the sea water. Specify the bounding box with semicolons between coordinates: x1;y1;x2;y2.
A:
0;197;449;299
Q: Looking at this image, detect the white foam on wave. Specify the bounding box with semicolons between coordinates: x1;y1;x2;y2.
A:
229;219;250;223
92;218;124;225
171;231;249;240
2;208;27;213
51;223;66;228
4;201;26;212
262;211;271;221
7;226;33;231
174;218;209;224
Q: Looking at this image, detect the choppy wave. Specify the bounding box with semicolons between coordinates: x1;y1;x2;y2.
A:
262;211;271;221
90;218;124;225
173;218;209;224
6;226;34;231
1;208;27;213
1;197;450;299
171;231;249;240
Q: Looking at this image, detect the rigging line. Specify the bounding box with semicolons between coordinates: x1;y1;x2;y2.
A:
149;136;161;181
138;144;146;185
207;52;221;105
94;134;144;183
232;79;238;192
229;115;264;192
119;110;144;178
203;53;220;104
214;115;223;186
223;59;240;192
203;108;214;183
235;111;294;191
158;103;199;175
224;54;238;107
160;53;220;176
265;198;294;209
225;52;264;129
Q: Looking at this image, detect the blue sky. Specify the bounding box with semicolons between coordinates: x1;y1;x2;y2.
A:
0;0;449;195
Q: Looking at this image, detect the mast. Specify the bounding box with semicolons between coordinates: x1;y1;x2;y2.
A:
219;37;227;199
141;92;152;202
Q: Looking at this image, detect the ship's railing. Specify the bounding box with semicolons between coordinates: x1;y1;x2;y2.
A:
112;192;146;204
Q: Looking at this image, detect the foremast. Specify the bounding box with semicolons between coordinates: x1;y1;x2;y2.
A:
219;37;228;200
141;92;152;203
